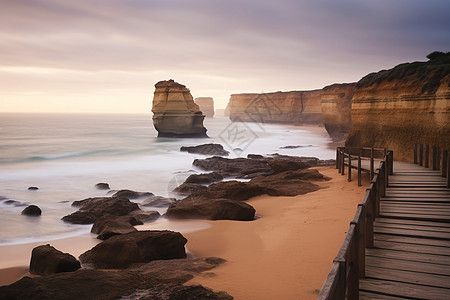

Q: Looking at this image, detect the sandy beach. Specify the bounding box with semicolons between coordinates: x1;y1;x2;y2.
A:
185;166;369;299
0;165;369;298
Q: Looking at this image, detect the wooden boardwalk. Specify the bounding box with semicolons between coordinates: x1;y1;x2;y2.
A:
359;162;450;299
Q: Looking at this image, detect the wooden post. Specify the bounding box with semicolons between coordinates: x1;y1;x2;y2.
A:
432;146;438;170
442;150;448;177
419;144;423;166
365;185;375;248
389;151;394;175
447;152;450;188
425;144;429;168
347;227;359;300
348;153;352;182
341;149;345;176
356;204;366;278
335;259;346;299
414;143;418;164
436;147;440;171
358;153;362;187
370;148;374;180
336;148;340;170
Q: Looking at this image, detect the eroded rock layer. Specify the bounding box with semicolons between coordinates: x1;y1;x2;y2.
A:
227;90;323;124
194;97;215;117
346;55;450;161
152;80;207;137
321;83;356;142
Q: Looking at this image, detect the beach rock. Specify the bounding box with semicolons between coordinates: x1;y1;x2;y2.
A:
152;79;208;138
184;172;224;184
27;186;39;190
21;205;42;216
194;97;215;118
180;143;229;156
0;260;230;300
173;183;208;196
62;197;140;224
4;200;21;206
124;284;232;300
79;230;187;269
111;189;154;199
129;210;161;223
95;182;110;190
268;159;310;174
166;198;256;221
29;244;80;275
247;154;264;159
91;215;142;240
141;196;176;207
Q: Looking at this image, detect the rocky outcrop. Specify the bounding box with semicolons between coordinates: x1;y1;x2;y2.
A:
346;54;450;161
0;261;231;300
228;90;323;124
180;143;229;156
321;83;356;141
21;205;42;216
91;215;143;240
194;97;215;117
29;245;81;275
79;230;187;269
61;197;141;224
152;80;208;138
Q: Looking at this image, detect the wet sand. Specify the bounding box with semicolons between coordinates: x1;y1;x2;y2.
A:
185;166;369;299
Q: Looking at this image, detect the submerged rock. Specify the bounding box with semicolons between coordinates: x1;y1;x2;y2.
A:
184;172;224;184
27;186;39;191
141;196;176;207
129;210;161;223
95;182;110;190
79;230;187;269
29;244;80;275
180;143;229;156
110;189;154;199
152;79;208;138
21;205;42;216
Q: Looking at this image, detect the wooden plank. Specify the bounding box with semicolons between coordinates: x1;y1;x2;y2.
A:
380;207;450;215
366;248;450;265
380;203;450;211
366;256;450;276
375;218;450;228
366;266;450;288
374;240;450;256
382;197;450;203
360;291;411;299
374;222;450;234
374;234;450;247
379;213;450;223
360;279;450;299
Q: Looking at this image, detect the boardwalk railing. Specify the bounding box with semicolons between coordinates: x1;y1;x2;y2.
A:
318;145;450;299
335;147;394;186
318;147;391;299
414;143;450;188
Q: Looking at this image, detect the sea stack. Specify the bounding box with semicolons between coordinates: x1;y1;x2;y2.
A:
194;97;215;117
152;80;208;138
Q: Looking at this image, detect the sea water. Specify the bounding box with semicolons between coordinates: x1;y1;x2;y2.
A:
0;113;336;245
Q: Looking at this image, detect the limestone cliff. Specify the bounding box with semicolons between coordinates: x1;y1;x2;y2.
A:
321;83;356;141
346;54;450;161
194;97;215;118
152;80;207;138
227;90;323;124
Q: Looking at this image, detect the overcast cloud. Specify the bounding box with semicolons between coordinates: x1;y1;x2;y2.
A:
1;0;449;112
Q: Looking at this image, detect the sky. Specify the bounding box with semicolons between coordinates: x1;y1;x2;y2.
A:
0;0;449;113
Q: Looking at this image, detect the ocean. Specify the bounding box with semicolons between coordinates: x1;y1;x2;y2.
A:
0;113;336;246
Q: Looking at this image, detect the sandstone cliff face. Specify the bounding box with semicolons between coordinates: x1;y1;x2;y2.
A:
346;56;450;161
194;97;215;118
152;80;207;138
321;83;356;142
227;90;323;124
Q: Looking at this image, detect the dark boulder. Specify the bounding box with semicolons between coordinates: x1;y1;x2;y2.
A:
62;197;140;224
95;182;110;190
180;143;230;156
29;244;80;275
172;183;208;196
91;215;143;240
207;181;268;201
192;156;270;178
141;196;176;207
184;172;223;184
79;230;187;269
166;198;255;221
124;284;233;300
21;205;42;216
27;186;39;191
129;210;161;223
268;159;310;174
111;189;154;199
